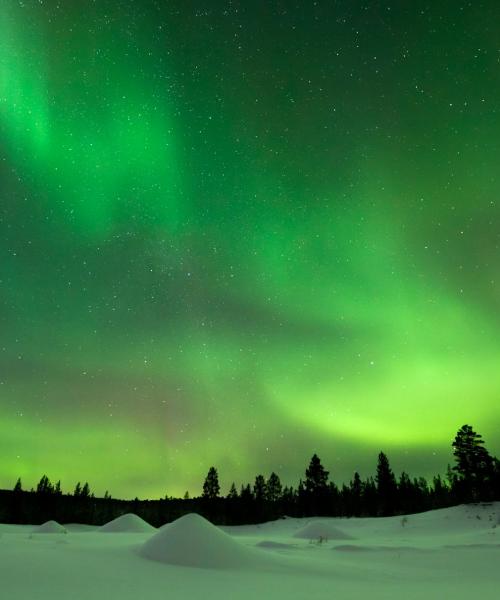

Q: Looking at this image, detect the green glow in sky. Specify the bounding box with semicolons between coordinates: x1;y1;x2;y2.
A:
1;1;499;498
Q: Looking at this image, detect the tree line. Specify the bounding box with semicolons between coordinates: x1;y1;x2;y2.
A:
1;424;498;526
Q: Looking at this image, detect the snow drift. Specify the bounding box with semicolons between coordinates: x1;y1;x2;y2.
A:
140;512;264;569
100;513;156;533
293;521;353;540
33;520;68;534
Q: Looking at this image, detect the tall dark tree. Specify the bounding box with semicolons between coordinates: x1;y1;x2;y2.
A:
253;475;267;502
266;472;282;502
304;455;329;515
376;452;397;515
305;454;329;492
74;482;82;497
202;467;220;499
452;424;493;501
227;482;238;500
81;482;91;498
13;478;22;493
36;475;54;495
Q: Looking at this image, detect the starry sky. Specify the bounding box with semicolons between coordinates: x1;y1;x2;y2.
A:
1;1;499;499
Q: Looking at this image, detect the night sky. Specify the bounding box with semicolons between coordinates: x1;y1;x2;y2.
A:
1;1;499;499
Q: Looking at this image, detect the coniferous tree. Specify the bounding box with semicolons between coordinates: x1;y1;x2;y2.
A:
452;424;493;501
183;491;190;500
202;467;220;499
266;472;282;503
227;482;238;500
81;482;91;498
74;482;82;497
253;475;267;502
13;478;22;493
304;454;329;515
376;452;397;515
54;480;62;495
36;475;54;495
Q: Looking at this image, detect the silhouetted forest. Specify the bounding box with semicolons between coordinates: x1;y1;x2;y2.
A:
1;424;499;526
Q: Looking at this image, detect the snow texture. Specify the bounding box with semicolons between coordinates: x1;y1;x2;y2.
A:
100;513;156;533
140;512;265;569
292;520;353;540
0;503;499;599
32;520;68;534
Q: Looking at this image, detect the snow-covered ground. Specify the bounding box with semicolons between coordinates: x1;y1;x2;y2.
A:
0;503;499;599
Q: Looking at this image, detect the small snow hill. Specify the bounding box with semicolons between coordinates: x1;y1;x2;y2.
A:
293;521;353;540
33;520;68;534
100;513;156;533
140;513;266;569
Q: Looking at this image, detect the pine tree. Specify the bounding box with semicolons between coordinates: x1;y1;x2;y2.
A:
13;477;22;493
452;424;493;501
81;482;91;498
36;475;54;495
304;454;329;515
183;491;190;500
305;454;329;492
253;474;267;502
227;482;238;500
54;480;62;495
74;482;82;497
202;466;220;499
376;452;397;515
266;472;282;502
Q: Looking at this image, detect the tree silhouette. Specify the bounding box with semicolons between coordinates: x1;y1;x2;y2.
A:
36;475;54;495
13;477;22;493
452;424;493;501
304;454;329;515
202;466;220;499
253;475;267;502
74;482;82;497
227;482;238;500
376;452;397;515
266;472;282;502
305;454;329;492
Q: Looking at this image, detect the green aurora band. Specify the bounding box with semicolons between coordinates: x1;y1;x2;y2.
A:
1;1;499;498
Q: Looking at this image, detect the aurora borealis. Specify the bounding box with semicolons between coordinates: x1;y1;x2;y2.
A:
1;1;499;499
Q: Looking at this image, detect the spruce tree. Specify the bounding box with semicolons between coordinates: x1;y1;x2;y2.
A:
304;454;329;515
202;466;220;499
266;472;282;502
227;482;238;500
253;475;267;502
13;477;22;493
376;452;397;515
452;424;493;501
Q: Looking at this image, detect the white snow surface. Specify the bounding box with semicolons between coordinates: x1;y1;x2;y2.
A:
99;513;156;533
140;512;266;568
32;520;68;534
0;503;499;599
292;520;353;539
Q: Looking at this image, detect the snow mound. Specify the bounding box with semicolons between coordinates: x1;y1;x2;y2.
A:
140;513;263;569
100;513;155;533
293;521;353;540
33;520;68;534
